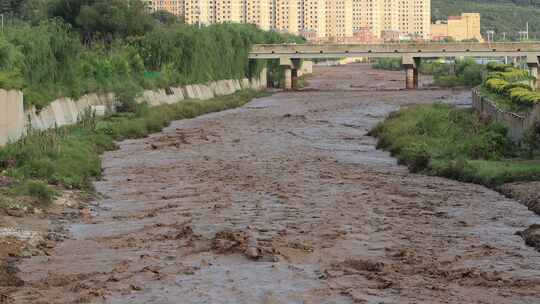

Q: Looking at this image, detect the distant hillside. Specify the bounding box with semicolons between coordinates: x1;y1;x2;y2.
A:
432;0;540;40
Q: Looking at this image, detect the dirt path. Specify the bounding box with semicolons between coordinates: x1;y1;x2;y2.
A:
7;64;540;304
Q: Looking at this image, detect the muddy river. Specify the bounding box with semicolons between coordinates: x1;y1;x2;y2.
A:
8;64;540;303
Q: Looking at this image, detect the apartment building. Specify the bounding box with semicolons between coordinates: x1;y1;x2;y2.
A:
273;0;299;34
184;0;210;25
243;0;271;30
325;0;353;40
146;0;184;16
301;0;327;39
146;0;432;42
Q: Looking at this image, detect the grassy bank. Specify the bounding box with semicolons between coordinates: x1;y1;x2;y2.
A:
0;90;266;212
370;103;540;187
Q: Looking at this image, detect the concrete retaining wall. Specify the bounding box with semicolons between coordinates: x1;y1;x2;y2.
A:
472;89;540;142
0;77;265;146
0;90;25;146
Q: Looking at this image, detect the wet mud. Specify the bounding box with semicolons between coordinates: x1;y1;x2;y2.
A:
4;64;540;304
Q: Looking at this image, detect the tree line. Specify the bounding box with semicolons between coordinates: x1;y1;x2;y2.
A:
0;0;303;108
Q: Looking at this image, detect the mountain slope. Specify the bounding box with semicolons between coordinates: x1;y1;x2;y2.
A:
432;0;540;40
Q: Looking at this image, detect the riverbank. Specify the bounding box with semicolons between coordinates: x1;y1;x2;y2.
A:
370;103;540;219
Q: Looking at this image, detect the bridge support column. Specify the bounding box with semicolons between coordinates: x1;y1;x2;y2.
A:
527;55;540;90
291;58;302;90
280;57;302;90
280;57;293;90
283;68;292;90
402;56;420;90
260;67;268;88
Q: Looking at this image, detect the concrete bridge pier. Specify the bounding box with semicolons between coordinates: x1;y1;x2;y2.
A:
402;56;420;89
280;57;302;90
280;57;293;90
527;55;540;90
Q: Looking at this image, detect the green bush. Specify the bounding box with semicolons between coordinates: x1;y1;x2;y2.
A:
487;69;531;82
523;122;540;157
372;58;402;71
483;62;538;109
486;62;513;72
13;180;57;204
419;61;452;76
434;75;461;87
426;58;484;88
372;104;540;186
509;87;540;106
0;20;302;108
485;78;509;94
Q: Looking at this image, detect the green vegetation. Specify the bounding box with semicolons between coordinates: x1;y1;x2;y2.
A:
372;58;484;88
481;62;539;111
295;74;311;89
432;0;540;41
371;103;540;186
372;58;402;71
0;90;266;209
0;0;303;109
421;58;484;88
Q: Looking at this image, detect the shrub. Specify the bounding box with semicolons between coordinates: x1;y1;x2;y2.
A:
486;62;513;72
371;104;540;186
485;78;509;94
14;180;57;204
429;58;483;87
113;81;143;113
509;87;540;106
523;122;540;157
0;21;302;108
434;75;461;87
372;58;402;71
487;69;531;82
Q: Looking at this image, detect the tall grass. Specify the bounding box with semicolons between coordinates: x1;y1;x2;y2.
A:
371;103;540;186
0;21;302;109
372;58;402;71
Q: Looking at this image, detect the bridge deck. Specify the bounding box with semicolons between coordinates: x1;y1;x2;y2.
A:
249;43;540;59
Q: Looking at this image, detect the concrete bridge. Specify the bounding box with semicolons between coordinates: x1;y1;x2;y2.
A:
249;43;540;90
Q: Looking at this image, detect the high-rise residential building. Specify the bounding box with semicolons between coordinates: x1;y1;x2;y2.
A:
274;0;299;34
184;0;210;25
302;0;327;39
379;0;430;40
325;0;353;41
146;0;432;42
146;0;184;16
352;0;383;39
243;0;271;30
214;0;243;24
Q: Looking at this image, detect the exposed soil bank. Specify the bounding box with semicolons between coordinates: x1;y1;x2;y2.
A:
3;64;540;304
500;182;540;216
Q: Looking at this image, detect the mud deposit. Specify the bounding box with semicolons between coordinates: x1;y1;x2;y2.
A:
5;64;540;303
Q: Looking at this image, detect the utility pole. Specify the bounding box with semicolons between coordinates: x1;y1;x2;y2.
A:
486;30;494;42
519;22;529;41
